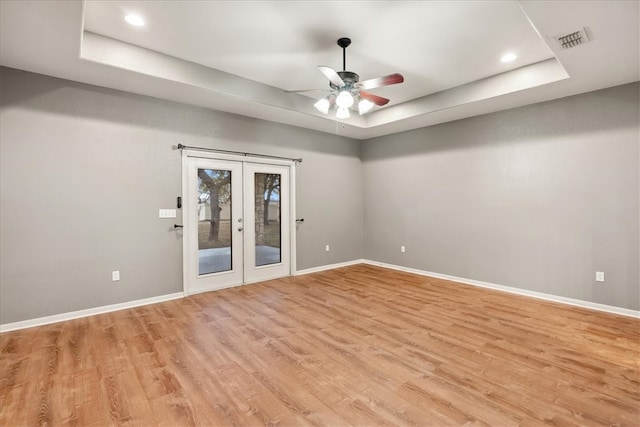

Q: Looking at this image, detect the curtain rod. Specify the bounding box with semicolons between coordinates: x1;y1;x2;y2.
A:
177;144;302;163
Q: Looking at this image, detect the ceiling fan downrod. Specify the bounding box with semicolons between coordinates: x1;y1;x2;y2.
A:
337;37;351;71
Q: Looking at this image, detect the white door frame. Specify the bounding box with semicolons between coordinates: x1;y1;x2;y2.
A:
181;149;297;295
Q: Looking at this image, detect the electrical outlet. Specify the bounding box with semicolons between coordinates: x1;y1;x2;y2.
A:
112;270;120;281
595;271;604;283
401;246;406;253
325;244;330;252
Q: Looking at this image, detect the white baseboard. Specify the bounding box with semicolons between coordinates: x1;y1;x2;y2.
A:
0;292;184;333
3;258;637;333
362;259;640;319
2;259;366;332
295;259;366;276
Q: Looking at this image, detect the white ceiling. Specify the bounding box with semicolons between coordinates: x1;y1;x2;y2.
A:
1;1;638;140
83;1;556;107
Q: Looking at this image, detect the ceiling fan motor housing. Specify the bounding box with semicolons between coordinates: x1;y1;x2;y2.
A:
330;71;359;90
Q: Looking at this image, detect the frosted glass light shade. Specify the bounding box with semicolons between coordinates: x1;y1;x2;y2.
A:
314;98;330;114
335;91;354;108
358;99;374;114
336;107;350;119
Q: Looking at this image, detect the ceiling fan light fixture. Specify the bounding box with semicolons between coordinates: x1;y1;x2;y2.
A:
358;99;374;115
335;90;354;108
308;38;404;120
314;97;330;115
336;107;350;119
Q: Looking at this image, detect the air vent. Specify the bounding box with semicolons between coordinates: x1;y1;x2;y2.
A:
556;28;590;49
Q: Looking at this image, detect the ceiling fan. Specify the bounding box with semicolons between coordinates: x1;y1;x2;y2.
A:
302;37;404;119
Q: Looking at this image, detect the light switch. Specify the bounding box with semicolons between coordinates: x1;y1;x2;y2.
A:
595;271;605;282
159;209;177;218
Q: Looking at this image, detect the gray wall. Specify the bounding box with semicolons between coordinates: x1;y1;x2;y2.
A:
0;67;363;324
363;82;639;310
1;67;638;325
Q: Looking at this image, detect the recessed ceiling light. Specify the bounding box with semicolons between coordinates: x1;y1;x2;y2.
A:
124;14;145;27
500;53;518;63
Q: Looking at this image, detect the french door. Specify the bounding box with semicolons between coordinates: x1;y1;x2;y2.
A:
182;155;293;295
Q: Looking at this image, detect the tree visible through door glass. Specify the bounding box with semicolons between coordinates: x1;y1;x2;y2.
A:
197;169;232;275
254;173;281;266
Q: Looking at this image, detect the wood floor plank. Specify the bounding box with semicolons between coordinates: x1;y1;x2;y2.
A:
1;264;639;426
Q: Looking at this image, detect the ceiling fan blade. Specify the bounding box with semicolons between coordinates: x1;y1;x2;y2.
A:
357;73;404;90
318;66;345;87
360;91;390;106
360;91;389;107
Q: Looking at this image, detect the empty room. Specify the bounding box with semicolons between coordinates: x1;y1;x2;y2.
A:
1;1;639;425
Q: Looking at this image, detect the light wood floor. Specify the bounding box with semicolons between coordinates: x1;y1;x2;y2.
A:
1;264;639;426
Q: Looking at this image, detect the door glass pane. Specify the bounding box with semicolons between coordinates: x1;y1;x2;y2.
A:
255;173;281;266
197;169;231;275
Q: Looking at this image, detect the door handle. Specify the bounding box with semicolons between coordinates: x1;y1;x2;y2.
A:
238;227;244;231
174;224;184;229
